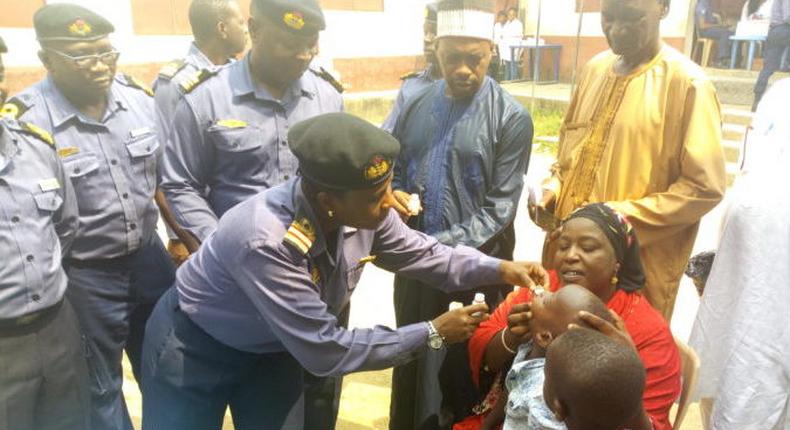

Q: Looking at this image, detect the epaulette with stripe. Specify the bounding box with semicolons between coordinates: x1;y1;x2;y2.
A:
399;71;421;81
310;67;344;94
180;68;219;94
283;217;317;255
18;121;55;147
120;74;154;97
0;97;30;120
158;59;187;80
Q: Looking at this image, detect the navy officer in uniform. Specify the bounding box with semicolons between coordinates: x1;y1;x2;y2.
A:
160;0;343;245
6;5;176;429
0;35;90;430
159;0;345;424
153;0;248;263
141;113;549;430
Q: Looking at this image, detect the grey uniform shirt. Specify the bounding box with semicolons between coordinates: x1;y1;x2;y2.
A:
12;75;161;260
160;54;344;242
772;0;790;25
176;178;502;376
153;42;227;145
0;118;78;319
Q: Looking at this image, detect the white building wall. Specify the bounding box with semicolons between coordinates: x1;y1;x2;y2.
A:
2;0;428;69
523;0;693;39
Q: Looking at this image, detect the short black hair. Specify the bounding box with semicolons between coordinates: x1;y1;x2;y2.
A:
546;328;645;430
189;0;236;40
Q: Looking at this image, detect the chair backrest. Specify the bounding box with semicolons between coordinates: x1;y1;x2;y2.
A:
673;336;701;430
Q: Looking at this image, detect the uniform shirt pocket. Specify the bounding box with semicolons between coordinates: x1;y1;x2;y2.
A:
208;123;262;153
62;153;101;179
33;190;63;212
125;128;160;159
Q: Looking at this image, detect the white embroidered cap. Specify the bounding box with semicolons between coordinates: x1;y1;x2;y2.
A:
436;0;495;41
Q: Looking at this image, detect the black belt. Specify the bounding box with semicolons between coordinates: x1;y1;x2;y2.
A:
64;251;139;271
0;299;63;334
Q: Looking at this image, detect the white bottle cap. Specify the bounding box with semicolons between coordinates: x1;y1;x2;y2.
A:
473;292;485;304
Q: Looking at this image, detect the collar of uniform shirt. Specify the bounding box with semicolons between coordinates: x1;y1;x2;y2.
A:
232;54;315;102
43;76;127;128
0;122;21;173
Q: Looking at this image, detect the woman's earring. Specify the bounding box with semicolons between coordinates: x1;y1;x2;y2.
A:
327;210;334;218
611;275;619;285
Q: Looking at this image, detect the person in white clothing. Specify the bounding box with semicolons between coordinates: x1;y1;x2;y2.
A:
500;7;523;80
689;78;790;430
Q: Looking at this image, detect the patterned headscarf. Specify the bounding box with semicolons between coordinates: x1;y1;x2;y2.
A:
564;203;646;292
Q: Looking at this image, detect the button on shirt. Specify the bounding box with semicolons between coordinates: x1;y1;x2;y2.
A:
14;76;161;260
176;178;502;377
0;119;78;319
160;55;344;242
153;42;227;144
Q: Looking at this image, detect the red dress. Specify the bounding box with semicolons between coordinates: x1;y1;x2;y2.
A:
463;271;681;430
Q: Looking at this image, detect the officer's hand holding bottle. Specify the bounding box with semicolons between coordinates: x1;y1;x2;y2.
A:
431;303;490;343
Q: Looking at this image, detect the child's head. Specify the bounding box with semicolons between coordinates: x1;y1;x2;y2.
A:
543;328;646;430
528;284;612;350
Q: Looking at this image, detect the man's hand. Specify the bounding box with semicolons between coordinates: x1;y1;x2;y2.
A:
506;302;533;342
539;189;556;210
167;239;190;266
391;189;413;220
432;303;489;344
499;261;550;290
572;310;636;351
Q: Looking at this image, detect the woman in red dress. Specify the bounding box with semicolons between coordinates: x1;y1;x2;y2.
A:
459;203;681;430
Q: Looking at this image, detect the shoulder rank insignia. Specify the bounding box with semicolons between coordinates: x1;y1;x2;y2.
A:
283;217;316;255
180;68;218;94
1;97;30;120
158;59;187;80
399;71;421;81
19;121;55;147
310;67;345;94
121;74;154;97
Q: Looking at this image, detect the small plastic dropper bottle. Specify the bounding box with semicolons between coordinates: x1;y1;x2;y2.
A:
471;292;485;317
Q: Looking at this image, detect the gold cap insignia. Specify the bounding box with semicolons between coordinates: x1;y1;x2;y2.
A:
364;155;391;182
68;19;92;37
283;11;305;30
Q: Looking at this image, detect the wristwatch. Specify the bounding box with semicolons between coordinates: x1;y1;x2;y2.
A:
427;321;445;350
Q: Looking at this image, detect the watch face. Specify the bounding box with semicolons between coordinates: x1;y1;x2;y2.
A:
429;334;444;350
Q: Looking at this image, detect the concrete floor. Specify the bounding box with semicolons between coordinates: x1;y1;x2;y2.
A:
123;152;717;429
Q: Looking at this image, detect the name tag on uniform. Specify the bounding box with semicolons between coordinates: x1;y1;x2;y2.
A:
57;147;79;158
216;119;248;129
129;127;153;138
38;178;61;192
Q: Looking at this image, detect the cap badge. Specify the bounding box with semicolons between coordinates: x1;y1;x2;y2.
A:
283;11;305;30
364;155;391;181
68;19;92;37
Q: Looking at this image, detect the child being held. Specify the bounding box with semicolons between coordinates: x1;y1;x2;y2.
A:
481;284;614;430
543;328;646;430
